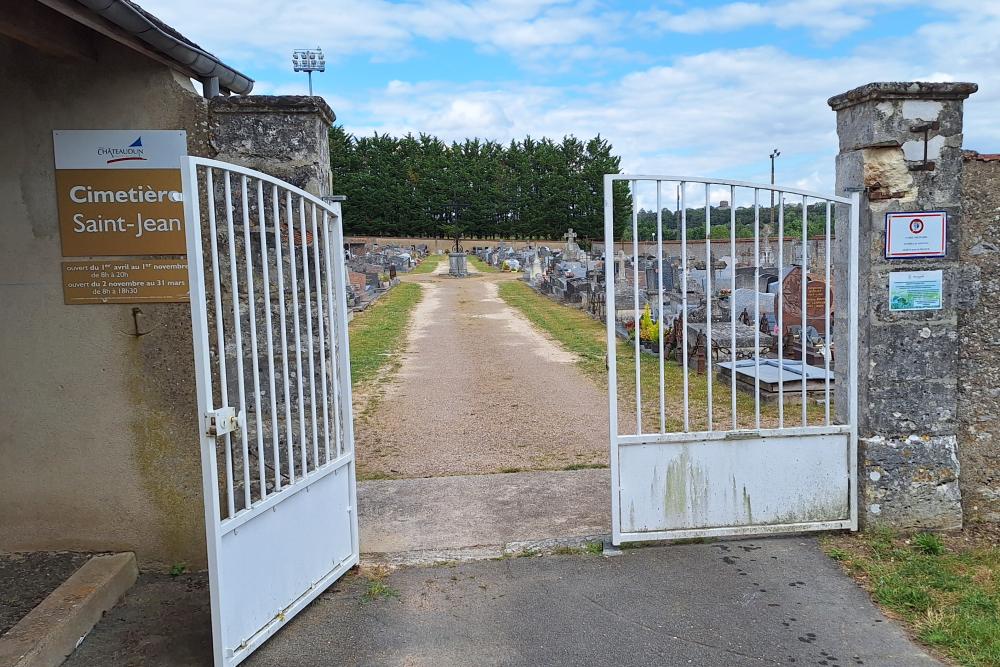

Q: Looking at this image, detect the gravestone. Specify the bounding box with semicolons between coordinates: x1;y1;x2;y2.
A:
733;266;758;290
615;249;627;288
449;252;468;277
780;266;831;335
528;255;543;284
564;228;585;262
348;270;366;294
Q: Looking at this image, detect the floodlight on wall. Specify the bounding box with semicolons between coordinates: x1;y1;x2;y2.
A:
292;47;326;95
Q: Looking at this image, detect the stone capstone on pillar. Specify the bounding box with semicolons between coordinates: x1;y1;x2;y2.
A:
208;95;335;197
829;81;978;530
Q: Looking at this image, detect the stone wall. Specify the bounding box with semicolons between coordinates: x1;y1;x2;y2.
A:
829;82;978;530
958;152;1000;522
347;236;565;252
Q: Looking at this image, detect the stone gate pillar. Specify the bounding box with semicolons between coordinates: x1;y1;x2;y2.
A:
208;95;334;196
829;82;977;530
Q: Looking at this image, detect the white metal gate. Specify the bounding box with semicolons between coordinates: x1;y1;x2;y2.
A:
603;175;859;545
181;157;358;666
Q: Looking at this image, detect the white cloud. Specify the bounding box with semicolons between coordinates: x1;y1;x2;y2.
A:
139;0;623;69
342;25;1000;195
641;0;910;42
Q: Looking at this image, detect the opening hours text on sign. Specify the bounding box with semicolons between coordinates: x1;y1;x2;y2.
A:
884;211;947;259
62;259;189;305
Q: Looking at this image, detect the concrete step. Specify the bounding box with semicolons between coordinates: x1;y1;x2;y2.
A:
358;468;610;565
0;552;138;667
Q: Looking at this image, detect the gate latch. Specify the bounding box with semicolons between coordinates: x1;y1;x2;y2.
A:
205;407;238;437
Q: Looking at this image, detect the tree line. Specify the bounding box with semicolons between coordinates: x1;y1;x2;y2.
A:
328;126;834;245
329;127;631;243
627;202;836;241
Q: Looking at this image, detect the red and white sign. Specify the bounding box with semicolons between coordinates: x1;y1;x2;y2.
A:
885;211;947;259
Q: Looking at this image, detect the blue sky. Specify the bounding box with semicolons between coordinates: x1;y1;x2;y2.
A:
144;0;999;195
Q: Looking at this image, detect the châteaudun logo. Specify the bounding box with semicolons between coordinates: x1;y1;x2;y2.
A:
97;136;147;165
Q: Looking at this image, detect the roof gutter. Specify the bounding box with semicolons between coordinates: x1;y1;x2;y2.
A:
75;0;254;95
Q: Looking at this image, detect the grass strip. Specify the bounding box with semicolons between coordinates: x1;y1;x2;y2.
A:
409;253;446;274
348;282;422;387
823;528;1000;666
468;255;498;273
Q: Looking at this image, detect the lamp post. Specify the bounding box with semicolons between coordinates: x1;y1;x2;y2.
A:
292;48;325;95
769;149;780;229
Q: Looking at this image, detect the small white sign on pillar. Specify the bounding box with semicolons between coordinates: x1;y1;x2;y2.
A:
889;270;943;311
884;211;947;259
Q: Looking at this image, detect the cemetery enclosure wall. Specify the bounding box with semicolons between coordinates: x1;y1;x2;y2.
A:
958;152;1000;522
0;24;211;567
594;237;830;270
345;235;565;252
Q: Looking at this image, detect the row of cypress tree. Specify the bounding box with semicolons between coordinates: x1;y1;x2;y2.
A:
329;126;630;243
329;126;833;244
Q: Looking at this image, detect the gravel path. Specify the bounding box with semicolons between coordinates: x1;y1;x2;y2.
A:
355;271;609;478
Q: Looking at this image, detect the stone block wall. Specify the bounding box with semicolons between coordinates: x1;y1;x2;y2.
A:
958;152;1000;522
196;95;341;519
209;95;335;197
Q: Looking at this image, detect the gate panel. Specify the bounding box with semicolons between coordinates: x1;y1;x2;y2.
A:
218;466;354;657
181;157;358;666
603;175;859;545
619;433;849;536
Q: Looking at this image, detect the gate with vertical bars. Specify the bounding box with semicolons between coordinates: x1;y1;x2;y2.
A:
181;156;358;666
603;175;860;545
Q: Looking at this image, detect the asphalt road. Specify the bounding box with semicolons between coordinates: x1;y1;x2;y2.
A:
67;538;939;667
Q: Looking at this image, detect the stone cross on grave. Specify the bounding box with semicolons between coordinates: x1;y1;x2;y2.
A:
761;224;774;267
616;249;627;287
564;227;584;262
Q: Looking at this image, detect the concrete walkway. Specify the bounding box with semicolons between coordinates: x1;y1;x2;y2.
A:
250;539;939;666
353;267;613;562
359;468;609;564
66;539;940;666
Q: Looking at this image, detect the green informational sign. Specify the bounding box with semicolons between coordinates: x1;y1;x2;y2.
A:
889;270;943;311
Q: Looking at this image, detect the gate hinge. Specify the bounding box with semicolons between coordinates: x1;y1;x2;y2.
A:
205;407;238;437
